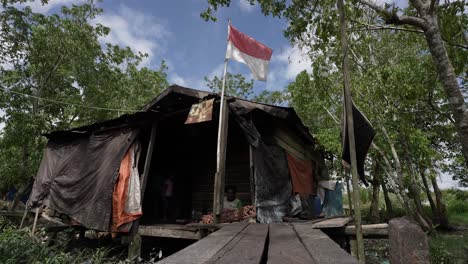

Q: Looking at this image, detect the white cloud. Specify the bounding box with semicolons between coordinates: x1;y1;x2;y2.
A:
238;0;256;13
275;46;312;80
17;0;86;14
207;63;225;79
169;73;188;87
94;5;171;66
438;172;468;190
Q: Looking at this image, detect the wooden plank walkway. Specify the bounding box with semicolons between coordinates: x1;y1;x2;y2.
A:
157;222;358;264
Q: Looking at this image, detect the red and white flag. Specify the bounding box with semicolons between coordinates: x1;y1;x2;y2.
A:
226;24;273;81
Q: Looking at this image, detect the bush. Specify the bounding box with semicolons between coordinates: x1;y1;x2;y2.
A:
429;230;468;264
0;217;119;264
447;199;468;214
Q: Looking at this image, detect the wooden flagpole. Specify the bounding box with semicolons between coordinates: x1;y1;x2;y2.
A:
337;0;365;262
213;19;231;224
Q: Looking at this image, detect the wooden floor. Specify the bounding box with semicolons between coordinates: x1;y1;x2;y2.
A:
157;222;359;264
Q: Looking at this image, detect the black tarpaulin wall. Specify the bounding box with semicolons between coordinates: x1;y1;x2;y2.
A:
29;128;139;231
230;106;291;223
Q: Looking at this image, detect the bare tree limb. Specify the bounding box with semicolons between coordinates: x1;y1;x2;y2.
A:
356;0;428;29
350;19;424;33
349;20;468;49
409;0;429;15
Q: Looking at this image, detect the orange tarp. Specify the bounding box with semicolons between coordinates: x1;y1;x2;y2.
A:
111;146;142;232
286;152;316;196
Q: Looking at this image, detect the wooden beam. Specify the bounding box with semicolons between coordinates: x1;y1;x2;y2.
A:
249;144;256;206
344;224;388;237
337;0;365;261
128;121;158;261
213;99;229;223
138;225;202;240
140;121;158;203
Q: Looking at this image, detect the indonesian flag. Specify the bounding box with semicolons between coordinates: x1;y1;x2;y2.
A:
226;24;273;81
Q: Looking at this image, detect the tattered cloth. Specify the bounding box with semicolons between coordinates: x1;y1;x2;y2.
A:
286;152;316;196
28;129;138;231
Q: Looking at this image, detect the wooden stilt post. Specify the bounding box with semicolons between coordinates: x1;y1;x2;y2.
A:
128;121;158;261
31;207;40;236
19;203;29;229
337;0;365;262
345;170;354;216
249;144;255;206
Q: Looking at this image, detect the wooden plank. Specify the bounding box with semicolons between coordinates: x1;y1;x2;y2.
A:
158;222;248;264
0;210;32;217
293;223;359;264
268;223;315;264
138;225;201;240
208;224;268;264
311;217;352;229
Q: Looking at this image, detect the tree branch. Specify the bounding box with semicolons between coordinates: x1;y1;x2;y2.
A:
409;0;429;15
350;20;424;33
356;0;428;29
350;20;468;49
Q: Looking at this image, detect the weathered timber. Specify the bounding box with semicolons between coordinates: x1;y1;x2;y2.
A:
311;217;352;228
293;223;359;264
344;223;388;237
138;225;201;240
128;234;142;261
157;222;248;264
0;210;31;217
268;223;315;264
128;122;158;261
207;224;268;264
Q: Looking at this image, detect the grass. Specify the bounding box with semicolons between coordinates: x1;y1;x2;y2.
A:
0;216;122;264
429;230;468;264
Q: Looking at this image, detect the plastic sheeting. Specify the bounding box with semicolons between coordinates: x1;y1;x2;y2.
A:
29;129;138;231
230;108;292;223
322;181;344;217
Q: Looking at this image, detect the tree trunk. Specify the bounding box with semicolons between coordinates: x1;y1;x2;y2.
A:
430;174;449;229
420;168;437;222
423;16;468;167
382;127;431;231
369;163;381;223
381;179;394;219
401;137;433;229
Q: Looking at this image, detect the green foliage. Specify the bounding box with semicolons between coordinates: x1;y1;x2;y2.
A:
204;72;287;105
0;217;118;264
429;230;468;264
0;0;168;189
205;73;254;99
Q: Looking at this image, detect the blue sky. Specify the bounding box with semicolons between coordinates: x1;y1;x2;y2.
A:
26;0;313;94
6;0;465;189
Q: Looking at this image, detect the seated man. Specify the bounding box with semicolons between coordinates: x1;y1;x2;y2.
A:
223;185;242;210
